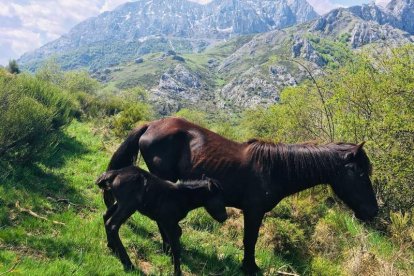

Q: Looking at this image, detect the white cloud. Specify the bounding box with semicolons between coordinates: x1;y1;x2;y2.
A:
188;0;212;4
100;0;132;12
0;0;104;65
375;0;391;7
307;0;344;15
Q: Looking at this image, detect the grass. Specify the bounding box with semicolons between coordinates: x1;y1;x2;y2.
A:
1;120;413;275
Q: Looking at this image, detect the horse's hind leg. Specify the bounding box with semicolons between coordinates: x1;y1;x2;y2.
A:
160;222;182;276
105;203;136;270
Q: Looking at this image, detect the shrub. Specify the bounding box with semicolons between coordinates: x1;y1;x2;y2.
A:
310;219;343;259
389;211;413;244
310;256;343;276
112;102;152;137
73;92;126;119
174;108;207;127
0;70;74;163
261;217;306;256
184;208;221;232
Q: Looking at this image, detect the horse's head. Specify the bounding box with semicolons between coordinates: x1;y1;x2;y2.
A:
203;177;228;223
330;142;378;221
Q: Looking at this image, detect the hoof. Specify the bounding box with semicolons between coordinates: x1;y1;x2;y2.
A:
241;262;260;275
162;243;171;255
124;263;135;272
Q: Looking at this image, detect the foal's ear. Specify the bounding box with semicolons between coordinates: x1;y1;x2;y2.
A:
207;179;222;193
96;171;117;189
344;141;366;161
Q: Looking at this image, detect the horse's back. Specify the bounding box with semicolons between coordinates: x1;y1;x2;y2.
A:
139;117;247;181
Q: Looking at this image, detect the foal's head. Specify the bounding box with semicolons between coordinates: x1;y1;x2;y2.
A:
203;177;228;223
330;142;378;221
180;176;228;223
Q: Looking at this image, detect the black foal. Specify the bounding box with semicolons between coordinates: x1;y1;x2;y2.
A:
96;165;227;275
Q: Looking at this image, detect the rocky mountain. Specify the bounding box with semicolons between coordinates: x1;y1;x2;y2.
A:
18;0;414;115
18;0;318;71
101;1;413;114
347;0;414;35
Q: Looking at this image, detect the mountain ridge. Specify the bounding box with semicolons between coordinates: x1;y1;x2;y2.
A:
18;0;318;71
17;0;414;115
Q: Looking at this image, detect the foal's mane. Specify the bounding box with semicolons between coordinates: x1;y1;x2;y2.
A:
246;139;371;183
175;179;211;190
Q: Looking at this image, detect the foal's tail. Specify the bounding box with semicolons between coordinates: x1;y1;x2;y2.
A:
103;124;149;207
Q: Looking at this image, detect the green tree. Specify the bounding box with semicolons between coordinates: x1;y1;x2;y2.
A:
7;60;20;74
63;70;100;94
35;58;64;86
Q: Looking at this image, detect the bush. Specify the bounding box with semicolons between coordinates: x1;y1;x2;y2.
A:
310;256;343;276
0;70;74;163
261;217;306;255
184;208;221;232
73;92;127;119
174;108;208;127
112;102;152;137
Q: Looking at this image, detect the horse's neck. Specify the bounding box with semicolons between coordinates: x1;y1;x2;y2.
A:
265;144;339;196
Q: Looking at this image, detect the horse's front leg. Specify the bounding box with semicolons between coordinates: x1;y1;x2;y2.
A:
105;203;136;271
241;207;265;275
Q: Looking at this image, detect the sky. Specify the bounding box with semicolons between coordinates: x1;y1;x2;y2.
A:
0;0;391;66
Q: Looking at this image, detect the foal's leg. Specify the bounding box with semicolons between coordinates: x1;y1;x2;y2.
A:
157;222;171;254
103;202;118;224
105;203;136;270
160;222;182;276
103;190;115;208
241;208;264;275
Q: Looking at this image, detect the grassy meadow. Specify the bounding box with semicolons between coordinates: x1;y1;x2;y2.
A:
1;44;414;275
1;120;412;275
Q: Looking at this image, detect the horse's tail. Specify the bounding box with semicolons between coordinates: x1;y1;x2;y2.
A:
103;124;149;207
107;124;149;170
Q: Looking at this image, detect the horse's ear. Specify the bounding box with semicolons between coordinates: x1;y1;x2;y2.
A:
344;141;366;162
357;141;366;150
207;179;221;193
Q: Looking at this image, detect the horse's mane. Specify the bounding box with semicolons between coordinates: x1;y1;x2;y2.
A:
247;139;372;183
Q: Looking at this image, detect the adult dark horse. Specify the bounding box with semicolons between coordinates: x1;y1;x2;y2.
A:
106;117;378;274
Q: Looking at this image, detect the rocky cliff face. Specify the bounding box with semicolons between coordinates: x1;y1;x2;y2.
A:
147;2;414;112
346;0;414;35
18;0;318;71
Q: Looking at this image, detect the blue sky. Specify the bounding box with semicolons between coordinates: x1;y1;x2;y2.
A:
0;0;391;66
